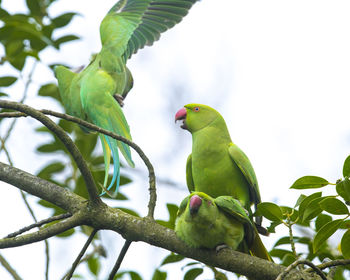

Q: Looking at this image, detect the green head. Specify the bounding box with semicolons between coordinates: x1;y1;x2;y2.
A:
175;104;222;133
179;192;218;223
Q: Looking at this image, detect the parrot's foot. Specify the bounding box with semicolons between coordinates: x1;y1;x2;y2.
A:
255;223;270;236
114;94;124;107
215;244;229;254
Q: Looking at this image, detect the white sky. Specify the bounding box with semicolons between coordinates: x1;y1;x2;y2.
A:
1;0;350;279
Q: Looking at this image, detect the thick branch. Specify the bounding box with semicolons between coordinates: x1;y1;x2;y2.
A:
0;101;100;202
0;162;318;280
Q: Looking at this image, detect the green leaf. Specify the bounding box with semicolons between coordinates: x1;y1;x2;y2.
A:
184;268;203;280
267;221;282;233
319;197;349;215
295;194;307;207
38;83;60;100
152;269;167;280
343;155;350;177
336;178;350;202
256;202;283;222
0;92;8;97
315;214;332;232
26;0;43;16
269;249;292;259
115;271;142;280
161;253;185;265
341;229;350;258
298;192;322;221
54;34;79;47
0;76;17;87
156;204;179;230
128;271;142;280
290;176;329;189
37;143;61;153
52;12;77;28
302;196;325;222
339;219;350;229
313;219;344;253
282;253;297;266
37;162;65;180
87;257;100;276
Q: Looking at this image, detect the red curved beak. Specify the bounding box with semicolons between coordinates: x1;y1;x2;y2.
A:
189;194;202;215
175;107;187;122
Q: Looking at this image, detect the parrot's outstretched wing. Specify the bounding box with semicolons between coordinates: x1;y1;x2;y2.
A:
186;154;195;192
228;143;262;225
105;0;199;61
215;196;272;261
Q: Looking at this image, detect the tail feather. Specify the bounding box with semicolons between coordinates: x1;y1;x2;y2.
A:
107;112;134;168
99;135;121;197
249;232;273;262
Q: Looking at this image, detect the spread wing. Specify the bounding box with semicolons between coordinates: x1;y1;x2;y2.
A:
106;0;199;61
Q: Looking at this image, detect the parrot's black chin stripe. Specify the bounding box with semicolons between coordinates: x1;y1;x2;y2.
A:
181;122;188;130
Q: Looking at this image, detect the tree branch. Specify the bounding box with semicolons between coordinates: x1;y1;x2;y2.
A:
276;259;327;280
0;101;100;203
64;229;98;280
0;254;22;280
5;213;72;238
0;214;83;249
0;161;319;280
305;259;350;272
108;240;132;280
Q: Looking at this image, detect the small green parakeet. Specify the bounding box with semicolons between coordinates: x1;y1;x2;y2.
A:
55;0;199;196
175;104;263;227
175;192;271;261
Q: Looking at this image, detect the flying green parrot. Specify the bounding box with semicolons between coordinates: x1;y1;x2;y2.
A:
175;192;272;261
55;0;199;196
175;104;264;228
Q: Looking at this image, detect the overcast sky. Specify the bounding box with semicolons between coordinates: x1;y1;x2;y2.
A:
1;0;350;279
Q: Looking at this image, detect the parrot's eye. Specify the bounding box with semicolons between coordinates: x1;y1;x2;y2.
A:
193;107;200;112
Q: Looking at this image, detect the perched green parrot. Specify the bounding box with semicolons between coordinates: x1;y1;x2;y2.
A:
55;0;199;196
175;192;272;261
175;104;264;228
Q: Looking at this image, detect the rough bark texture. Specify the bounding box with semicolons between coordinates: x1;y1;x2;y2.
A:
0;162;321;280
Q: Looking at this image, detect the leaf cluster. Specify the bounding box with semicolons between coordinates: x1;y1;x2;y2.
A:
256;156;350;279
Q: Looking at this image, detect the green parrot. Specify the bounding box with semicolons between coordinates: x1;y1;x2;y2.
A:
175;192;272;261
175;104;264;228
55;0;199;196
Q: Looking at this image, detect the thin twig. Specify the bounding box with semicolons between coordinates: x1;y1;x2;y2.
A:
0;214;83;249
5;213;72;238
0;101;100;202
108;240;132;280
64;229;98;280
276;259;327;280
0;108;157;218
0;254;22;280
304;259;350;272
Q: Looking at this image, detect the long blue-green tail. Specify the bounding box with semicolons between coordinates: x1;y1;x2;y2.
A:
99;135;121;197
